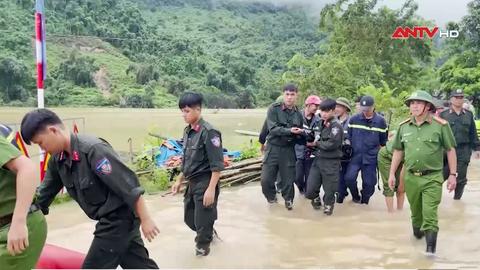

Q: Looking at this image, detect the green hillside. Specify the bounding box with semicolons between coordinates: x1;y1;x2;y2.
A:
0;0;323;108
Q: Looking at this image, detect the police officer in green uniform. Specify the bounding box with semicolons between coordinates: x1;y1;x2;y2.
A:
389;90;457;254
440;89;480;200
171;92;224;256
0;136;47;270
261;84;304;210
20;109;159;269
305;99;343;215
377;131;405;213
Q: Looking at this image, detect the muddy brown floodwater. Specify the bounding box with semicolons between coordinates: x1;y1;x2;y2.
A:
44;158;480;268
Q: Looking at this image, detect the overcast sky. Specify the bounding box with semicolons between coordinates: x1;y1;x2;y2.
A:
230;0;472;26
380;0;471;26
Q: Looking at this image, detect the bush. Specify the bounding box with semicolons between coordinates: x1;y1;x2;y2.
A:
139;168;171;194
56;53;99;87
239;140;261;160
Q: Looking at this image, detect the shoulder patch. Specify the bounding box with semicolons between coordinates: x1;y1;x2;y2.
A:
433;116;448;125
210;135;221;147
272;102;282;107
331;126;340;136
399;118;411;126
95;157;112;175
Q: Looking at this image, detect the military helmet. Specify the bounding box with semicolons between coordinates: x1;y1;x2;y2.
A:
405;90;435;111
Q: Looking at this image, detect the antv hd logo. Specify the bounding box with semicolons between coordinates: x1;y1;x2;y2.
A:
391;26;459;39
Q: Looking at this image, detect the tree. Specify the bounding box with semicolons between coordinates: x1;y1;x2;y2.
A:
56;53;99;87
462;0;480;50
127;64;160;85
439;0;480;103
0;57;31;102
285;0;433;98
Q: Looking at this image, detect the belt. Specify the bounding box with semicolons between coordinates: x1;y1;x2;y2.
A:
0;204;40;228
408;169;439;177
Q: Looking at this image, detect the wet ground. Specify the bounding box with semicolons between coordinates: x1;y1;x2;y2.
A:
45;158;480;268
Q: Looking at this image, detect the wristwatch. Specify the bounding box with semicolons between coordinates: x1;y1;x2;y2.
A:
450;172;458;177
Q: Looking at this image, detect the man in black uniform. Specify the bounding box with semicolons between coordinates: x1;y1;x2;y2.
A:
261;84;304;210
440;89;480;199
305;99;344;215
171;92;225;257
20;109;159;269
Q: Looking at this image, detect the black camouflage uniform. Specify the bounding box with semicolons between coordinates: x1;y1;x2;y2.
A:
181;118;224;254
305;117;344;215
37;134;158;269
261;102;304;209
440;89;480;199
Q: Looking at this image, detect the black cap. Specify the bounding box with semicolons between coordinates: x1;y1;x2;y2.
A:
359;95;374;107
450;89;464;98
319;98;337;111
283;83;298;92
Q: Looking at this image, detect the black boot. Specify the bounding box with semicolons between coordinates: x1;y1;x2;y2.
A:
336;195;345;204
412;225;424;239
323;204;334;216
360;196;369;205
454;184;465;200
425;231;438;254
196;244;211;256
311;197;322;210
285;200;293;210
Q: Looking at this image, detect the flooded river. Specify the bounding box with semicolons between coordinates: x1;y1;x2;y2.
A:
45;158;480;268
0;107;267;153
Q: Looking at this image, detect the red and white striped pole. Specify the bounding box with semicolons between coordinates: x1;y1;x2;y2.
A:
35;0;46;108
35;0;48;180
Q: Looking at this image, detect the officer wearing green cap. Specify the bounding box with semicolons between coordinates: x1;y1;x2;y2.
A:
440;89;480;200
335;97;353;203
0;135;47;270
389;90;457;254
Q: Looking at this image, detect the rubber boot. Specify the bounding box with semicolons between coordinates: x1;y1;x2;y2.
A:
425;231;437;254
413;225;424;239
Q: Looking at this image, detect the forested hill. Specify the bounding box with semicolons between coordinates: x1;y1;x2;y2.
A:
0;0;324;108
1;0;479;110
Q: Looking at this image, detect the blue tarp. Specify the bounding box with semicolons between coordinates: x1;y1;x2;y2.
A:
154;139;183;167
154;139;241;167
